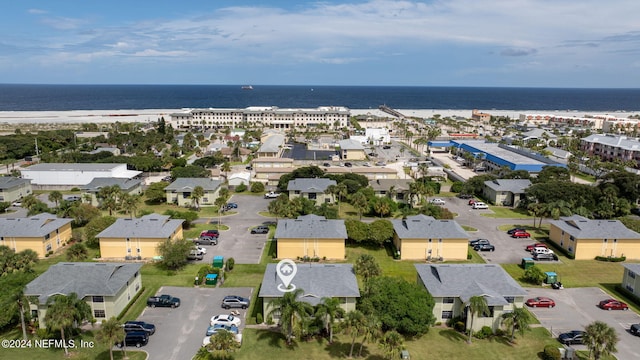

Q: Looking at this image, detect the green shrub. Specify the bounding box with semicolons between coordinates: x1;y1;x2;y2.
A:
523;265;546;285
543;345;561;360
250;182;265;193
235;183;247;192
495;328;505;337
454;321;466;333
450;181;464;193
595;255;626;262
256;313;264;324
266;315;274;325
226;258;235;271
474;326;493;339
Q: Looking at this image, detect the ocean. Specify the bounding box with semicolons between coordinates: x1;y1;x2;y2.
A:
0;84;639;112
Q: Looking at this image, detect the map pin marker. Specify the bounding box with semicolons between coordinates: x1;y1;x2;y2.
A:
276;259;297;292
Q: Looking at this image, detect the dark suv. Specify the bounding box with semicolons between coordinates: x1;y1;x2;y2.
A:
630;323;640;336
124;321;156;335
222;295;250;309
469;238;490;247
116;331;149;348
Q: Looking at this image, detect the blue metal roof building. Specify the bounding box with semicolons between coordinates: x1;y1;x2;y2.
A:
446;140;566;172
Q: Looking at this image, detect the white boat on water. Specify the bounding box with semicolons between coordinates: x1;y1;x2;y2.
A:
241;85;253;90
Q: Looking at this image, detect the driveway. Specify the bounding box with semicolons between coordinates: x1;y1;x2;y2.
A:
524;287;640;360
193;194;273;265
137;286;253;360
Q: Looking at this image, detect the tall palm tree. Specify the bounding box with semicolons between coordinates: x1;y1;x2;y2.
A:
96;317;125;360
501;306;531;342
206;329;239;359
354;254;382;295
379;330;404;360
221;161;232;180
315;297;344;343
373;199;390;218
343;310;365;358
48;190;63;208
120;193;140;218
190;185;205;210
358;314;382;357
267;288;313;345
583;321;619;360
466;295;489;344
44;293;93;356
350;191;369;220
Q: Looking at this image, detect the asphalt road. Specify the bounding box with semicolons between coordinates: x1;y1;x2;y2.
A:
525;287;640;360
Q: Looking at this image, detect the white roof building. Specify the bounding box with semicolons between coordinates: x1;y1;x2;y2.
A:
21;163;141;187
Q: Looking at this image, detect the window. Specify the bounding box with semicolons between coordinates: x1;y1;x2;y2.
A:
569;236;575;241
443;297;455;304
46;243;52;252
629;270;636;279
504;296;515;303
92;296;104;303
308;193;317;200
31;310;38;318
441;311;453;319
44;234;50;240
294;190;300;194
126;238;130;242
626;285;634;292
480;307;495;318
94;310;106;318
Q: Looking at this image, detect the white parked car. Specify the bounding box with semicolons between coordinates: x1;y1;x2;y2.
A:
264;191;279;199
210;314;241;327
429;198;446;205
11;201;22;207
472;202;489;209
195;246;207;255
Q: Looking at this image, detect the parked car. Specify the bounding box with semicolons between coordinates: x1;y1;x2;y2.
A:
221;295;250;309
474;243;495;252
468;199;477;206
124;321;156;335
251;226;269;234
429;198;446;205
507;227;527;235
195;246;207;255
187;249;204;261
531;247;554;255
598;299;629;311
206;324;239;336
194;236;218;246
162;176;173;182
116;331;149;348
511;231;531;238
469;238;490;247
525;243;548;252
210;314;242;327
525;297;556;308
245;166;253;171
323;162;331;167
200;230;220;238
472;202;489;209
264;191;279;199
558;330;585;345
382;145;391;149
226;202;238;209
368;152;378;157
65;195;82;202
533;252;558;261
630;323;640;336
147;294;180;308
362;162;371;167
456;193;473;199
344;162;353;167
11;201;22;207
375;161;386;166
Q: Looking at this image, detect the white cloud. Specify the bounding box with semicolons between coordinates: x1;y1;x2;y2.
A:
27;8;47;15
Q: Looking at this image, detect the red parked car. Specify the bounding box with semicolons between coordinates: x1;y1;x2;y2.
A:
468;199;476;206
511;231;531;238
525;243;547;252
598;299;629;311
525;297;556;308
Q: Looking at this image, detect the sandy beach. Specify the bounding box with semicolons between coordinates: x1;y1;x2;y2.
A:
0;108;638;126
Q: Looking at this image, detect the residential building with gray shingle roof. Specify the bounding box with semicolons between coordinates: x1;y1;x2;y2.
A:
259;263;360;320
0;176;32;204
370;179;415;205
275;215;347;259
25;262;142;328
338;139;366;160
164;178;222;207
257;134;285;158
549;215;640;260
390;214;469;261
482;179;532;207
0;213;73;257
287;178;336;205
415;264;527;332
622;263;640;299
80;177;143;206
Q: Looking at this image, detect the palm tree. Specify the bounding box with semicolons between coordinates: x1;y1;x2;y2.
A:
387;185;397;201
373;199;390;218
350;191;369;220
501;306;531;342
48;190;63;208
96;317;125;360
583;321;619;360
206;329;239;359
466;295;489;344
191;185;205;210
335;183;348;211
267;288;313;345
315;297;344;343
120;193;140;218
358;314;382;357
221;161;232;180
44;293;93;356
354;254;382;295
379;330;404;360
343;310;365;358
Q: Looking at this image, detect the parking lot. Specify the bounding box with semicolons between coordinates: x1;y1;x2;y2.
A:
525;287;640;360
136;286;253;360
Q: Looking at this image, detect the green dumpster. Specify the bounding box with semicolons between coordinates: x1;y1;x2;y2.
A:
521;257;534;270
544;271;557;284
213;256;224;268
205;273;218;285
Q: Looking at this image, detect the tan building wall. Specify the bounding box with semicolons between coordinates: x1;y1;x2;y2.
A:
550;225;640;260
276;237;345;259
622;268;640;298
99;228;183;259
263;296;356;322
166;188;220;207
342;149;367;160
394;236;468;261
429;295;524;332
288;191;333;206
1;222;72;257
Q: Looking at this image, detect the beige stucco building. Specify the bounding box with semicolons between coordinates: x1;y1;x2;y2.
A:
338;139;367;160
391;215;470;261
25;262;142;328
164;178;223;207
482;179;531;207
80;177;143;207
0;177;32;204
287;178;336;206
549;215;640;260
274;215;347;260
416;264;527;332
97;213;184;259
0;214;73;257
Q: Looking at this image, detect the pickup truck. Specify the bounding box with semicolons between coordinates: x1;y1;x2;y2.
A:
193;236;218;245
264;191;279;199
147;294;181;308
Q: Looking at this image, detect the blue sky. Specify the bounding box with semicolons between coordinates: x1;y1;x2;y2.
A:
1;0;639;87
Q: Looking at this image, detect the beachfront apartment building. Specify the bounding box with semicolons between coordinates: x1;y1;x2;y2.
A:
169;106;350;130
580;134;640;167
519;113;605;129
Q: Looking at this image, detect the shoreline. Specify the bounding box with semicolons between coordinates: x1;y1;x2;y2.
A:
0;108;638;125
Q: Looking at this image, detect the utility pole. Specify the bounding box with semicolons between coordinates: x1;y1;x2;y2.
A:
35;138;39;156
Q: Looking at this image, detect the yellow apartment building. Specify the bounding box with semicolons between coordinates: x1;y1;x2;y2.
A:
391;214;470;261
0;214;73;257
274;214;347;259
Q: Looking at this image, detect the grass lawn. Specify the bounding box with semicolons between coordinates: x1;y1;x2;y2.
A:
481;206;532;219
234;326;558;360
